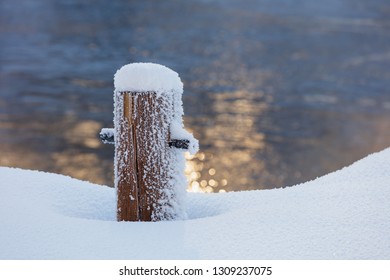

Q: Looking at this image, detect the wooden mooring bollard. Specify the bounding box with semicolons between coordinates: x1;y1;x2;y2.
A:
100;63;198;222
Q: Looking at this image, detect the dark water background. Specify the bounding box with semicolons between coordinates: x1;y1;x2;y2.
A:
1;0;389;192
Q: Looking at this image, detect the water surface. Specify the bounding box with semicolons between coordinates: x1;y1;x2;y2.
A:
1;0;389;192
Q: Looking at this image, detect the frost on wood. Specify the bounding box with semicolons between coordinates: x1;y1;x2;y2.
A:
113;63;196;221
99;128;115;144
170;121;199;155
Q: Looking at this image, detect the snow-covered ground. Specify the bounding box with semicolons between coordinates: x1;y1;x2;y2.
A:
1;148;389;259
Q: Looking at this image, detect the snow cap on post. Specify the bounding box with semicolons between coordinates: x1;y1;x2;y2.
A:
114;62;183;95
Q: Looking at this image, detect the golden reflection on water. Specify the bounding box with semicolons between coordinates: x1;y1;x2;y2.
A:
185;89;269;193
53;120;113;185
186;152;227;193
64;120;102;149
0;116;114;186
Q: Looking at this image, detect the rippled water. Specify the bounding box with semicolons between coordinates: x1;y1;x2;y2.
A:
1;0;389;192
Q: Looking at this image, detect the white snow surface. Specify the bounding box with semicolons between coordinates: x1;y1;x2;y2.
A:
1;148;389;259
114;63;183;95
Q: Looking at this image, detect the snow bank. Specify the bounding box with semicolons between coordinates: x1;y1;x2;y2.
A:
114;63;183;95
1;148;389;259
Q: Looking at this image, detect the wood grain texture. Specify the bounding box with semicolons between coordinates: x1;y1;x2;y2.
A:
115;91;174;221
116;92;139;221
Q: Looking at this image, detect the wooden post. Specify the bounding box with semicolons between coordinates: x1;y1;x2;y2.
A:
101;63;198;222
115;91;177;221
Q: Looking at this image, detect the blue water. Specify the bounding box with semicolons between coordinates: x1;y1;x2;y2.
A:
1;0;389;191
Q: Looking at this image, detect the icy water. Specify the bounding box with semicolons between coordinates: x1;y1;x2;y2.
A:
1;0;389;192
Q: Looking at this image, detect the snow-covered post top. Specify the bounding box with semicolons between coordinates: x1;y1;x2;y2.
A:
106;62;198;222
114;63;183;95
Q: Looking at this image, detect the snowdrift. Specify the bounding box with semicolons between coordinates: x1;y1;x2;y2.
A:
1;148;389;259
